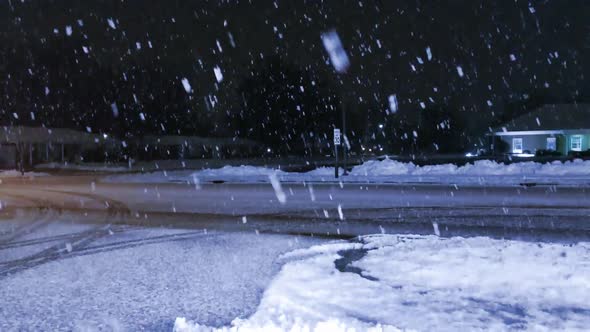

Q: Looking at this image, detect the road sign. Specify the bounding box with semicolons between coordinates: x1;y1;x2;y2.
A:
334;128;341;145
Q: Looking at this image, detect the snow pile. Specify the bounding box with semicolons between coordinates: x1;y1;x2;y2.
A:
174;238;400;331
104;158;590;185
303;166;343;176
352;158;590;176
176;235;590;331
197;165;283;177
350;158;414;176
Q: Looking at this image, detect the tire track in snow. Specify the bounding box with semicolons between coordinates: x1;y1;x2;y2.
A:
0;224;119;277
0;193;59;245
0;228;211;277
0;189;135;277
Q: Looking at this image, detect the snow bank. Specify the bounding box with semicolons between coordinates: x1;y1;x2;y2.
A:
176;235;590;331
352;158;590;176
350;158;415;176
105;158;590;185
174;240;400;332
197;165;284;177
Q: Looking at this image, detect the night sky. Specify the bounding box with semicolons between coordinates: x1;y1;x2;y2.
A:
1;0;588;153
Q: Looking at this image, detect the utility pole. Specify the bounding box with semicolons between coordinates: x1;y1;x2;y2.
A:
321;29;350;177
341;97;348;175
334;128;341;178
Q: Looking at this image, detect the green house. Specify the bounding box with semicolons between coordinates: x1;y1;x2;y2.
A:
490;104;590;156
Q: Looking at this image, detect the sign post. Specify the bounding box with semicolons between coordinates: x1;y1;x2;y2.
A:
334;128;341;178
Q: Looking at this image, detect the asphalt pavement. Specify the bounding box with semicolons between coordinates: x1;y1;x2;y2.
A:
1;175;589;240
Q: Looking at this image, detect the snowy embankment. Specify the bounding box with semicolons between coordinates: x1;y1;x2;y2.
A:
175;235;590;331
105;158;590;185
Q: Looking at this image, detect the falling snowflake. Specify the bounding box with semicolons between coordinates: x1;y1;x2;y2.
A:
388;94;398;114
321;30;350;73
181;78;192;93
213;66;223;83
269;173;286;204
111;103;119;117
107;18;117;29
426;47;433;61
456;66;464;77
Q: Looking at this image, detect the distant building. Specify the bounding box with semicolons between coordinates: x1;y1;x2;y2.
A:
0;126;262;170
0;126;120;169
490;104;590;156
135;135;260;160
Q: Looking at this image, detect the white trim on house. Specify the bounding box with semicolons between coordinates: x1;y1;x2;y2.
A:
491;129;590;136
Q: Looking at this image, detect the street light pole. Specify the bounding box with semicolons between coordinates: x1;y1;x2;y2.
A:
333;128;341;179
321;29;350;176
341;96;348;175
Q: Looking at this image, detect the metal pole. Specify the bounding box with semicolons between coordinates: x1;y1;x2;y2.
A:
342;97;348;175
335;144;339;179
19;143;24;175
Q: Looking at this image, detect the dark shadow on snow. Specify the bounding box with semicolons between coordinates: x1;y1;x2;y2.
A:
334;247;379;282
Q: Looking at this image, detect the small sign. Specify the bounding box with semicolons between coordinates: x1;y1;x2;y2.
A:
333;129;341;145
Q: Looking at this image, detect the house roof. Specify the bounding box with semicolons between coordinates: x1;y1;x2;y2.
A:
497;104;590;132
139;135;259;147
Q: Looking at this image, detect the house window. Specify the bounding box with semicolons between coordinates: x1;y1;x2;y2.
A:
512;138;523;154
571;135;583;152
546;137;557;151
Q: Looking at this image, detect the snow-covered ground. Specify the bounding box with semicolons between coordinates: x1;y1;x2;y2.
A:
104;158;590;186
2;211;589;331
175;234;590;331
0;219;324;331
0;170;48;178
35;162;131;172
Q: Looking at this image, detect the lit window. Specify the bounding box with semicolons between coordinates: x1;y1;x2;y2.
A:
512;138;523;154
546;137;556;151
571;135;583;152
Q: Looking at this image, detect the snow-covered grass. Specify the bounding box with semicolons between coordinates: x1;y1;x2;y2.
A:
35;162;130;172
104;158;590;186
175;235;590;331
0;170;48;177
